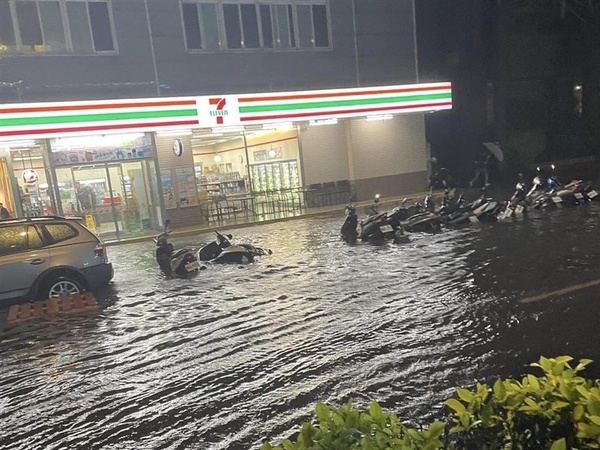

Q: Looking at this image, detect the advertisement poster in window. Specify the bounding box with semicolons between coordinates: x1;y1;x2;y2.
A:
176;168;199;207
160;169;176;210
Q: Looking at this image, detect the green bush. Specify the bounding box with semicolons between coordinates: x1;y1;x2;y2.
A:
261;356;600;450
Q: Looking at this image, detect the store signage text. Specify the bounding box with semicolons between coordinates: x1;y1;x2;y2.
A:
209;98;228;124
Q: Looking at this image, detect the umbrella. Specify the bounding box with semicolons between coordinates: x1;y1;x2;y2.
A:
483;142;504;162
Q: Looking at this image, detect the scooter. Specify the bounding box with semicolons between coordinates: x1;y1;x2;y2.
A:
438;189;475;225
497;175;527;220
198;230;272;264
154;220;202;277
358;195;396;241
394;193;442;232
470;189;505;221
402;209;442;232
341;203;358;243
544;165;597;207
386;198;424;228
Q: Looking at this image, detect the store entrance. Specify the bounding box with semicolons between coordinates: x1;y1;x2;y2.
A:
55;160;159;240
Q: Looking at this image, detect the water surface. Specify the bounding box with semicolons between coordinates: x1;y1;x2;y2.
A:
1;201;599;449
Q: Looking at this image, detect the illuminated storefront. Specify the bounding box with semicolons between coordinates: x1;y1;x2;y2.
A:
0;134;160;240
0;82;452;238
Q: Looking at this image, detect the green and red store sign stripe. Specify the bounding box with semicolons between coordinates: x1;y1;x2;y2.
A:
236;83;452;123
0;82;451;140
0;98;201;139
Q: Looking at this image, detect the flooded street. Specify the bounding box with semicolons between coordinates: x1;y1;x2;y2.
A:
1;201;600;450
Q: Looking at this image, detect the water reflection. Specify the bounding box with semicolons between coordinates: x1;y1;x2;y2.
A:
1;202;599;449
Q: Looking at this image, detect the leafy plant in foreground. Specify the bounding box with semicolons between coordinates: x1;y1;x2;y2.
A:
260;356;600;450
445;356;600;449
261;400;444;450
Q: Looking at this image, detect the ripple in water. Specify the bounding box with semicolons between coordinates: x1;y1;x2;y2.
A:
1;202;600;449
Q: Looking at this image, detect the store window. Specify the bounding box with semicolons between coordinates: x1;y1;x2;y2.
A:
182;0;330;52
1;0;116;54
9;143;56;218
191;128;302;198
50;133;160;241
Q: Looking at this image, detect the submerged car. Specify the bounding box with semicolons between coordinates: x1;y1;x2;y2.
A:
0;216;113;304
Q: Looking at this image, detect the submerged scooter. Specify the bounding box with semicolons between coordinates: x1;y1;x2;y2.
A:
198;230;272;264
154;220;202;277
358;195;396;241
497;174;527;220
470;188;505;221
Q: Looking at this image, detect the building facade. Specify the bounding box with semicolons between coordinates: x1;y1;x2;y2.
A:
0;0;452;240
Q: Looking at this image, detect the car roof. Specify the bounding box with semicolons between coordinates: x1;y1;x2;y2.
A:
0;216;84;226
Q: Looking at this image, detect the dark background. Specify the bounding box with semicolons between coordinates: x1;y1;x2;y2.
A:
415;0;600;173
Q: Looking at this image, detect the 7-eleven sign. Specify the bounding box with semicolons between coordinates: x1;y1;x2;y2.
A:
198;95;240;127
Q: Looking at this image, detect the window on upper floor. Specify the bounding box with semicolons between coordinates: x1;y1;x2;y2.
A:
0;0;116;54
180;0;331;52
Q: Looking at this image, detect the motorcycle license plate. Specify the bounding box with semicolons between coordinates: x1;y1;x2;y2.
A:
588;190;598;199
552;196;562;203
185;261;201;271
379;224;394;233
515;205;524;214
574;192;584;200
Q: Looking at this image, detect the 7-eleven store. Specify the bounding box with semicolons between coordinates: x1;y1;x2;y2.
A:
0;82;451;241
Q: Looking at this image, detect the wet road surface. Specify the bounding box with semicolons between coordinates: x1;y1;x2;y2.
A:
1;199;599;450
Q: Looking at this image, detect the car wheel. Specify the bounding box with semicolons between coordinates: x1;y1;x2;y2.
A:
42;276;84;299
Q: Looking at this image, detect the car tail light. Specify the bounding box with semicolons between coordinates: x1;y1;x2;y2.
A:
94;244;107;260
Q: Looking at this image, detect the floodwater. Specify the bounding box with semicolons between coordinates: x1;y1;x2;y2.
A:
1;200;599;450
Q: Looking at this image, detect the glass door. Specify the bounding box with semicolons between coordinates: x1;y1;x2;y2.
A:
54;160;160;240
112;161;156;235
72;165;120;240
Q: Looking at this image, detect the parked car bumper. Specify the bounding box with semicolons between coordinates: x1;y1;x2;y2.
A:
81;263;114;289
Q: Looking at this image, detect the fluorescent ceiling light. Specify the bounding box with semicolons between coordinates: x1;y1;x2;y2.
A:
0;140;37;148
263;122;294;130
156;129;192;136
52;133;145;149
309;119;338;126
366;114;393;121
212;126;244;133
12;156;44;161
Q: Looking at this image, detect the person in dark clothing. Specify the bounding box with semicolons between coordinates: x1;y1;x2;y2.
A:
0;203;11;220
469;151;493;188
75;182;100;226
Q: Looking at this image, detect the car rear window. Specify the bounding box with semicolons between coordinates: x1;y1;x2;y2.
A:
44;223;78;244
0;225;44;255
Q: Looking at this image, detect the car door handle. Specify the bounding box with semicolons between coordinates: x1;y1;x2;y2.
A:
26;259;46;265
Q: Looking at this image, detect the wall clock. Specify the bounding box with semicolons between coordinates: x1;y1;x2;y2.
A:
173;139;184;156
